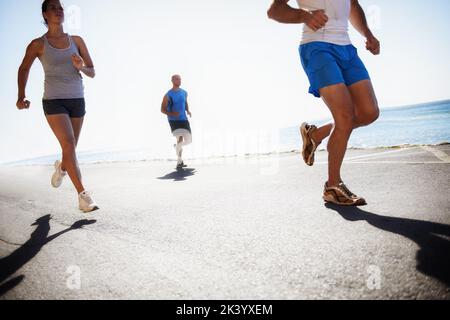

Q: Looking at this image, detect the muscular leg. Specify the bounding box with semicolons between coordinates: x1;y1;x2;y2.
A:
319;83;355;187
348;80;379;128
311;80;379;143
312;122;334;145
46;114;85;194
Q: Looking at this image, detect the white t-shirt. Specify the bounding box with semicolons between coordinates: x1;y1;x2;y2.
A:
296;0;352;45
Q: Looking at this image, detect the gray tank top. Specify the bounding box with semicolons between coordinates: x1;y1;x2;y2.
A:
38;34;84;100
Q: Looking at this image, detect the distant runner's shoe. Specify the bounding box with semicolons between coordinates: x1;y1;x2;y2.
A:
176;161;187;169
51;160;66;188
323;181;367;206
300;122;319;166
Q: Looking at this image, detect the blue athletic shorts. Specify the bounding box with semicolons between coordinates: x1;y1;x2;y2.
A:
299;41;370;98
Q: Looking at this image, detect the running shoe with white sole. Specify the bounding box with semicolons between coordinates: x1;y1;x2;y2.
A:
300;122;319;166
51;160;67;188
78;191;99;213
323;181;367;206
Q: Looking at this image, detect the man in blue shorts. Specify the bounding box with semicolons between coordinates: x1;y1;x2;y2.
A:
268;0;380;206
161;74;193;170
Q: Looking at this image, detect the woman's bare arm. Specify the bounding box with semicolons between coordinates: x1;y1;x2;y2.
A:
17;38;43;109
72;36;96;78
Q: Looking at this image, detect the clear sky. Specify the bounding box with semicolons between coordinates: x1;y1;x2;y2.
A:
1;0;450;163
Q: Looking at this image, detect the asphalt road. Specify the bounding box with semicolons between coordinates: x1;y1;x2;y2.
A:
0;145;449;299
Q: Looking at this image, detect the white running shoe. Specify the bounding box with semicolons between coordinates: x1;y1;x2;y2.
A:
51;160;67;188
78;191;99;213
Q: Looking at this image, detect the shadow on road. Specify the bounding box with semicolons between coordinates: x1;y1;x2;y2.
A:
325;203;450;287
0;214;96;296
158;168;196;181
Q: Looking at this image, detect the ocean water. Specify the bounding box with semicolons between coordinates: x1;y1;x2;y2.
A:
280;99;450;151
6;100;450;166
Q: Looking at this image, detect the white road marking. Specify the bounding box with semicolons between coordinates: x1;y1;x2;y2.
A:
315;161;445;164
420;146;450;163
343;147;418;162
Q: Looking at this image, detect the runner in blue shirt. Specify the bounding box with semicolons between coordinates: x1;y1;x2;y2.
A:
161;75;193;169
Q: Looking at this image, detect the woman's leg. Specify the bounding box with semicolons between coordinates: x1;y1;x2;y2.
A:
60;116;84;172
319;83;355;187
46;114;85;194
71;116;84;146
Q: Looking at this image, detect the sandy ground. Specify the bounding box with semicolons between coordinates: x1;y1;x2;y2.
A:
0;145;449;299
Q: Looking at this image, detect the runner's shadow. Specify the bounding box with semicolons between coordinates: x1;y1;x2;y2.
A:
0;214;96;296
325;203;450;287
158;168;196;182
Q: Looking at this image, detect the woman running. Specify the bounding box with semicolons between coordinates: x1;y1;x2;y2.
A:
16;0;99;212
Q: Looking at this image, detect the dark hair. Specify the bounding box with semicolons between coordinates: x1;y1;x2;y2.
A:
42;0;62;26
42;0;50;26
